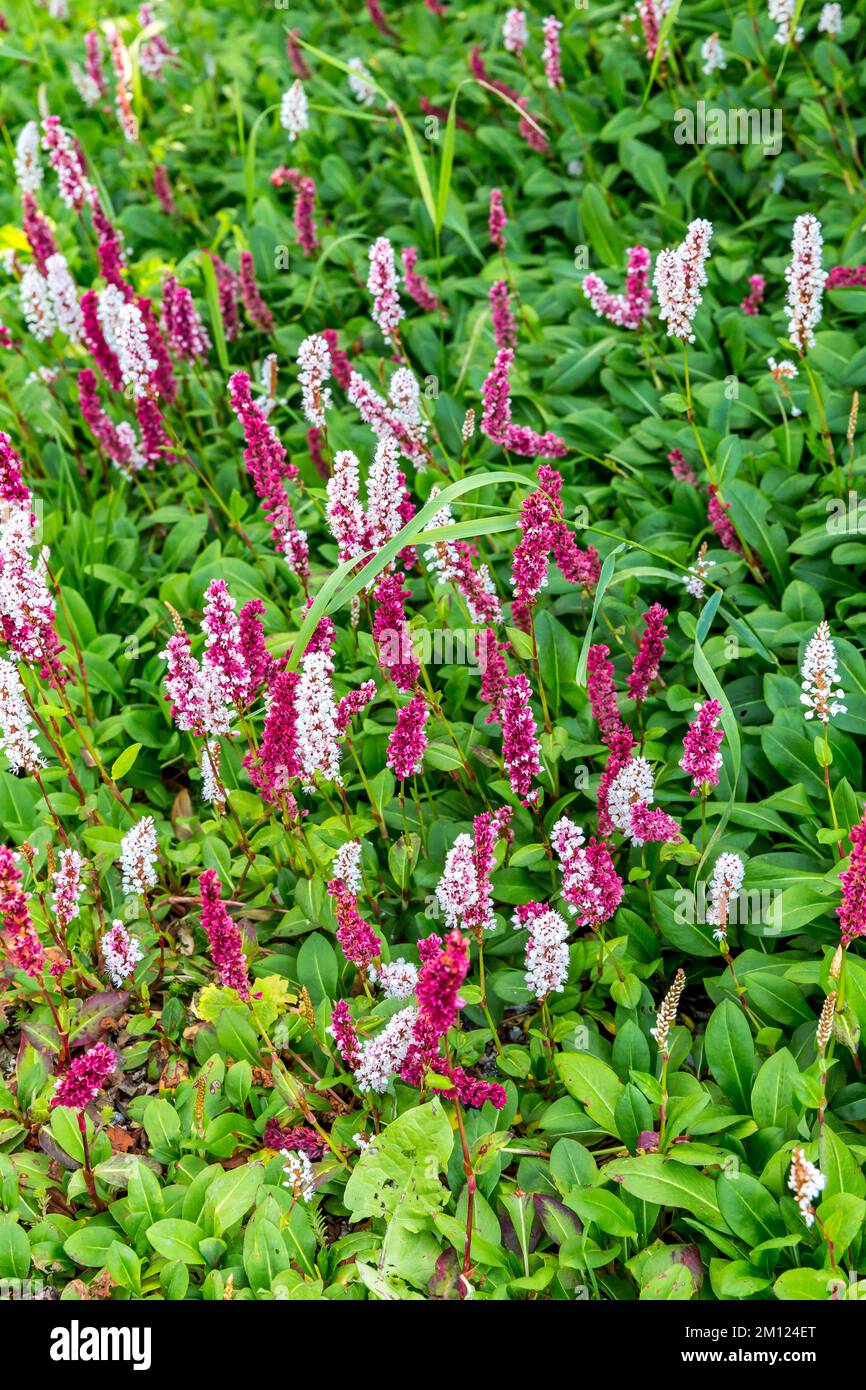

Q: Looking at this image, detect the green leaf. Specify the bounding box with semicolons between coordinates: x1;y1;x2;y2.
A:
567;1187;637;1238
145;1218;207;1265
716;1172;784;1245
64;1223;121;1267
605;1157;723;1225
344;1099;453;1226
0;1215;30;1280
704;999;754;1112
201;1162;264;1237
110;743;141;780
215;1007;262;1066
556;1052;624;1137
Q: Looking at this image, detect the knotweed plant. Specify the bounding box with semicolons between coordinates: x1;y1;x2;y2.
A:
0;0;863;1317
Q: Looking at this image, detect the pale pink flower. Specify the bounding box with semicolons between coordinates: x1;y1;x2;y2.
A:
654;219;713;342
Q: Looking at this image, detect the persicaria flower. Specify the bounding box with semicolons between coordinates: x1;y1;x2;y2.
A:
740;273;765;315
542;16;563;87
481;348;567;457
52;847;85;931
650;968;685;1052
161;623;231;736
801;620;846;724
329;878;382;969
838;813;866;945
0;657;43;773
490;279;517;349
415;929;468;1039
297;333;332;427
333;840;363;892
297;647;342;790
22;193;57;274
550;817;623;927
636;0;671;59
41;115;95;210
582;246;652;331
335;680;377;731
386;696;428;779
401;247;440;313
161;276;210;361
44;254;83;343
280;80;308;141
282;1150;315;1202
436;808;512;935
367;236;404;344
329;999;362;1068
769;0;803;44
707;485;744;555
354;1006;417;1093
102;918;144;986
489;188;507;253
243;670;302;802
0;845;44;977
52;1042;116;1110
668;448;697;485
106;22;138;140
376;958;419;999
818;2;843;33
501;673;542;806
119;817;158;897
199;868;250;998
653;219;713;342
118;302;157;397
201;578;251;707
683;544;716;601
785;214;825;353
787;1146;825;1227
14;121;42;194
264;1121;323;1158
19;266;55;342
239;250;274;333
519;903;570;999
680;698;725;795
627;604;668;704
706;852;744;939
607;756;681;846
503;8;528;53
348;56;376;106
700;32;726;73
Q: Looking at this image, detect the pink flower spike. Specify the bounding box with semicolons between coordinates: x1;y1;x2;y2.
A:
239;250;274;333
386;696;428;779
740;273;766;316
328;879;382;969
329;999;362;1067
542;16;563;88
367;236;404;344
0;845;44;977
627;603;668;704
490;279;517;349
668;447;697;486
839;813;866;945
488;188;507;253
401;246;441;313
501;673;542;806
52;1042;116;1110
199;868;250;998
582;246;651;331
707;485;744;555
680;698;724;795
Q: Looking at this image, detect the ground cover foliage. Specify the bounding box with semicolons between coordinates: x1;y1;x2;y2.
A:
0;0;866;1305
